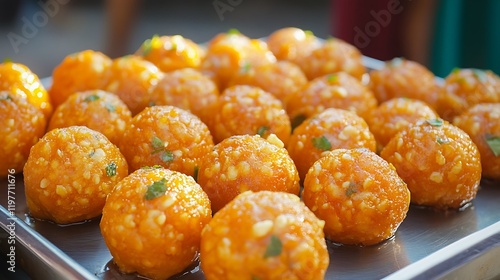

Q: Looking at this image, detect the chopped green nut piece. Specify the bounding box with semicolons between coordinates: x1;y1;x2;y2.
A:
345;182;357;197
104;103;116;113
84;95;100;102
485;134;500;157
257;126;270;137
426;119;443;127
145;178;168;200
151;136;165;154
105;162;117;177
312;135;332;151
264;235;282;258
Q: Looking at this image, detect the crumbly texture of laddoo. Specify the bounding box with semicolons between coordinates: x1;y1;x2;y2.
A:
48;90;132;145
266;27;322;65
453;103;500;180
286;72;378;127
197;134;300;213
49;50;111;108
437;68;500;121
23;126;128;224
296;38;366;81
100;167;212;280
201;30;276;89
0;62;52;118
200;191;329;280
149;68;219;126
0;92;46;177
227;60;308;109
210;85;291;145
380;119;482;209
369;58;440;109
118;105;214;177
366;98;439;150
287;108;376;182
135;34;205;72
302;148;410;246
104;55;163;115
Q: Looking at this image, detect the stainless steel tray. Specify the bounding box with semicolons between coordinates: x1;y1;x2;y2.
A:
2;56;499;280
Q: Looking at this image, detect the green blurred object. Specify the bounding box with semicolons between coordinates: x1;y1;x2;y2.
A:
431;0;500;77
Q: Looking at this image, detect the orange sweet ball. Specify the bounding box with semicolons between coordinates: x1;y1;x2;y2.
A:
286;72;378;128
47;90;132;145
200;191;329;280
266;27;322;64
197;134;300;213
0;92;46;177
453;103;500;180
287;108;376;181
437;68;500;121
369;58;441;109
0;61;52;118
104;55;163;115
118;105;214;177
135;34;205;72
303;148;410;246
24;126;128;224
296;38;366;80
149;68;219;126
227;60;308;109
366;97;439;150
209;85;291;145
380;119;482;209
201;30;276;89
49;50;111;108
100;167;211;280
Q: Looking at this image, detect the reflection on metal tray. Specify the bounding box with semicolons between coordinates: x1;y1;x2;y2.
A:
1;55;498;280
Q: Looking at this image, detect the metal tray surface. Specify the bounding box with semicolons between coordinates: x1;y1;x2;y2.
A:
2;175;500;280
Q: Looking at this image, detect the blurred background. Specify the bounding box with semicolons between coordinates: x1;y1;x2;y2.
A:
0;0;498;78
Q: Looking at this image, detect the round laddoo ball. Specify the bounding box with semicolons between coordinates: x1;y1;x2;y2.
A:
135;34;205;72
453;103;500;180
104;55;163;115
437;68;500;121
369;58;440;109
380;118;482;209
366;98;439;150
287;108;376;181
48;90;132;145
49;50;111;108
210;85;291;145
100;167;212;280
0;92;46;177
227;60;308;109
266;27;321;64
118;105;214;177
200;191;329;280
0;61;52;118
302;148;410;246
197;134;300;213
201;30;276;89
296;38;366;80
286;72;378;128
149;68;219;126
24;126;128;224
